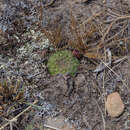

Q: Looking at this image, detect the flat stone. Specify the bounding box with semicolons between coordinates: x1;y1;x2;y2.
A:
106;92;124;117
46;116;76;130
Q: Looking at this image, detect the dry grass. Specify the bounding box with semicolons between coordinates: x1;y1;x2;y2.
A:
39;5;130;60
41;26;67;49
0;100;38;130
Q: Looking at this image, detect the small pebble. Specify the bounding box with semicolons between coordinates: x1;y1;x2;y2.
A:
106;92;124;117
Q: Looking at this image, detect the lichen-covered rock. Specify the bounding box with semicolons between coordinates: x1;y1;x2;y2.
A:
47;50;79;76
106;92;124;117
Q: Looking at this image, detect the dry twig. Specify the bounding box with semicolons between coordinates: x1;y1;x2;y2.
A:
100;15;130;48
102;60;130;91
93;98;106;130
0;100;38;130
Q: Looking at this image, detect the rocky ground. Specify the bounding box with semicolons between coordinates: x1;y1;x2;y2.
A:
0;0;130;130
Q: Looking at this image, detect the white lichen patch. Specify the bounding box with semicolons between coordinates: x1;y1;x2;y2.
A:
17;29;51;57
30;29;50;49
0;29;52;80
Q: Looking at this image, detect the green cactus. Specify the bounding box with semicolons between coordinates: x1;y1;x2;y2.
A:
47;50;79;76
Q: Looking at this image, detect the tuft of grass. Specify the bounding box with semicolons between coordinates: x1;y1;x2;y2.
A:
41;11;101;59
68;12;88;54
41;23;68;50
0;80;24;104
47;50;79;76
68;12;102;59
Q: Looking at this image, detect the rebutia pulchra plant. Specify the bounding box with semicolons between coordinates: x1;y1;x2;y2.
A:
47;50;79;76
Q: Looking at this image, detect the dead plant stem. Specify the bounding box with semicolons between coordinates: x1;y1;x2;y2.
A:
0;100;38;130
94;98;106;130
100;15;130;47
78;11;102;29
102;61;130;91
